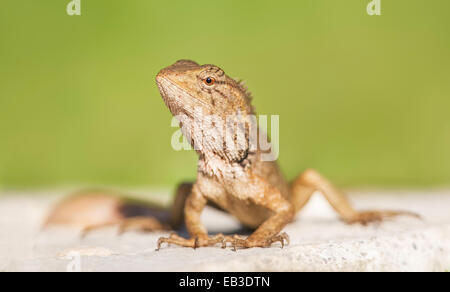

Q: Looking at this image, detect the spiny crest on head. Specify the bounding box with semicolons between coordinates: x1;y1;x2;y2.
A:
235;79;254;114
236;79;253;102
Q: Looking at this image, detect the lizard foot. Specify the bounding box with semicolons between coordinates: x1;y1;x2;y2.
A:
117;217;170;235
344;210;421;226
156;233;226;250
81;222;117;239
226;232;290;251
81;217;170;239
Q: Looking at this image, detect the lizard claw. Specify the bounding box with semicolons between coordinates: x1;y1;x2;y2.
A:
276;232;290;248
344;210;421;226
220;234;246;250
156;233;227;250
194;236;200;249
225;232;290;251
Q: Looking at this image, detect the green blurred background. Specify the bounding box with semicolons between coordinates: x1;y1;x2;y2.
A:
0;0;449;190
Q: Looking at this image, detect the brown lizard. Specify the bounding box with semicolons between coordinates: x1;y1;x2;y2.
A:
45;60;419;250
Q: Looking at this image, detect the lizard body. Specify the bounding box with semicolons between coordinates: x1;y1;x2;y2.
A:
45;60;419;249
154;60;418;249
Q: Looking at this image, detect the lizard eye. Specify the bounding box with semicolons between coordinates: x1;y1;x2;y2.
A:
203;77;215;86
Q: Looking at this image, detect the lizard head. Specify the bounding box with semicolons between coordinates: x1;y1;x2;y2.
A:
156;60;253;118
156;60;255;163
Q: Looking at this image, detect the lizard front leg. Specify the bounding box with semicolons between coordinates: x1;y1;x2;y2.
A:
156;185;225;250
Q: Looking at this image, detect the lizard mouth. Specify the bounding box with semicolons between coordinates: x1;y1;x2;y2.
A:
155;75;186;115
156;74;213;114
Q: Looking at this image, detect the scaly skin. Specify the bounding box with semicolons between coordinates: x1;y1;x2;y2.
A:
154;60;420;250
45;60;420;250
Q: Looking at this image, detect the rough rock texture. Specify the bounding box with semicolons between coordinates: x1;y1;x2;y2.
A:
0;189;449;272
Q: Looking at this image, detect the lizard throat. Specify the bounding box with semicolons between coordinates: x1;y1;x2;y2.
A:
179;116;252;163
198;151;253;180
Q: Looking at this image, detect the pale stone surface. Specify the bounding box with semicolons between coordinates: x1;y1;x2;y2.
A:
0;189;449;272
